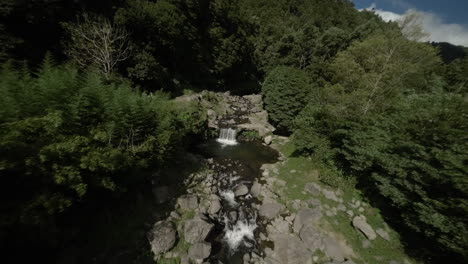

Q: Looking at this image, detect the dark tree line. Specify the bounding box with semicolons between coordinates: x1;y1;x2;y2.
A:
0;0;467;263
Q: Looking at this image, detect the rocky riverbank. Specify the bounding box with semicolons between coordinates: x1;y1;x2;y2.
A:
148;92;417;264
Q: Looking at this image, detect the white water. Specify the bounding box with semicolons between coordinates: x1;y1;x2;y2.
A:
223;216;257;251
220;190;238;206
216;128;238;146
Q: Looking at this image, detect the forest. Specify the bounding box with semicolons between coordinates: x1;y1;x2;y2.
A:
0;0;467;264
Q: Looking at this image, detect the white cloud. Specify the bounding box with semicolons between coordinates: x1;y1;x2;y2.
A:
364;4;468;47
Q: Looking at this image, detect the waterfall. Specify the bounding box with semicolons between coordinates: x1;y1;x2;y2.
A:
216;128;238;146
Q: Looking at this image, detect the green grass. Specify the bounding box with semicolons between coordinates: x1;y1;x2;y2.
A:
271;138;418;264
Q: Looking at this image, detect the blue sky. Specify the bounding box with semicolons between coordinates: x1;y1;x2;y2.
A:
352;0;468;46
353;0;468;25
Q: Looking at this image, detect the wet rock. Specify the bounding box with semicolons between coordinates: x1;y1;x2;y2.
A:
234;184;249;196
188;242;211;261
259;202;285;219
352;215;377;240
184;217;214;244
153;186;172;204
376;228;390;241
264;135;272;145
177;195;198;210
293;208;322;233
250;181;262;197
148;221;177;257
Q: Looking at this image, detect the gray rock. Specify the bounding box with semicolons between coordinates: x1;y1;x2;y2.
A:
299;225;325;252
307;198;322;207
188;242;211;261
250;181;262;197
337;204;347;211
376;228;390;241
346;210;354;217
209;195;221;215
323;235;345;262
148;221;177;256
304;183;321;196
153;186;172;204
184;217;214;244
352;215;377;240
177;195;198;210
322;189;339;202
259;202;284;219
293;208;322;233
234;184;249;196
266;234;312;264
264;135;272;145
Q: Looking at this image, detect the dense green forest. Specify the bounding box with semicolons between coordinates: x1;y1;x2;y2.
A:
0;0;467;263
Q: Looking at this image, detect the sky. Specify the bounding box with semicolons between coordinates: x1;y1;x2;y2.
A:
352;0;468;47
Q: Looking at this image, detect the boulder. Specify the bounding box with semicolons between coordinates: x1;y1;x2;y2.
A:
299;225;325;252
352;215;377;240
148;221;177;256
250;181;262;197
264;135;272;145
177;195;198;210
304;183;321;196
208;195;221;215
293;208;322;233
322;189;339;202
184;217;214;244
265;234;312;264
323;235;345;262
376;228;390;241
259;202;284;220
234;184;249;196
188;242;211;261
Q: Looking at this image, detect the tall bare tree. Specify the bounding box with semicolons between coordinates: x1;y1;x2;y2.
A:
63;14;130;79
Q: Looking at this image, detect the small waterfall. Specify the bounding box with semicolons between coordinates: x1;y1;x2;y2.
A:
216;128;238;146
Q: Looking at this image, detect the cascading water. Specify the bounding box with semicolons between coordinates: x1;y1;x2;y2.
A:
217;128;238;146
197;139;278;263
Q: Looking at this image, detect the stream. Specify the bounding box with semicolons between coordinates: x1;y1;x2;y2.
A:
197;135;278;264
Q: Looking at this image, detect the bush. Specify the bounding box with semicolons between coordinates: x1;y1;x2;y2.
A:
262;66;312;134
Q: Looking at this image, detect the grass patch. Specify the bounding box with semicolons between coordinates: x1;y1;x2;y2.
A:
272;139;418;264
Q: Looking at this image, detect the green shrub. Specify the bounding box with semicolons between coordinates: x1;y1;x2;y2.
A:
262;66;312;134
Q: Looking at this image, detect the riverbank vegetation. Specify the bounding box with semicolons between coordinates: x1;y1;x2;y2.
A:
1;0;466;263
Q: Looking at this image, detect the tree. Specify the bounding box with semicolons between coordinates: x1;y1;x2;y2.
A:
261;66;312;134
63;14;130;79
338;93;468;262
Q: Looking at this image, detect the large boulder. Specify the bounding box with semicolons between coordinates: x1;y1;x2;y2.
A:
234;184;249;196
259;202;285;220
177;195;198;210
184;217;214;244
352;215;377;240
188;242;211;261
264;135;272;145
208;194;221;215
293;208;322;233
265;234;312;264
148;221;177;257
323;235;345;262
299;225;325;252
250;181;262;197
